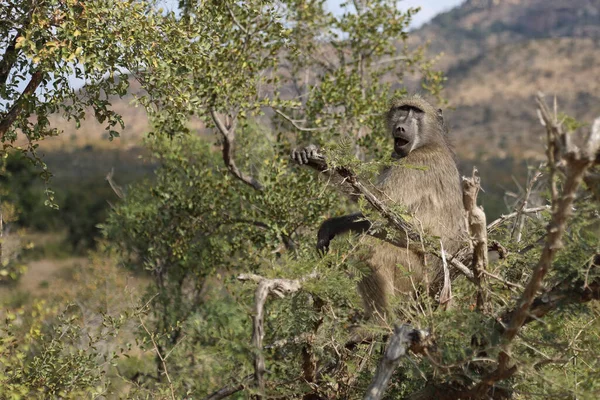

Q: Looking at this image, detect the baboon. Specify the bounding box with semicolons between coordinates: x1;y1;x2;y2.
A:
291;94;466;320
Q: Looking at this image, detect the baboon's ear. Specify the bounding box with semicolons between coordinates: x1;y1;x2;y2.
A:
437;108;443;118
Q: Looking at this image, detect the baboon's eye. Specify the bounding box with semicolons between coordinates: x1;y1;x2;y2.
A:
396;105;411;117
396;105;423;118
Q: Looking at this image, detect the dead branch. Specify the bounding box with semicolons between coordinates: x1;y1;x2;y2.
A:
486;206;549;232
462;168;489;312
511;169;542;243
502;94;599;344
210;110;264;191
364;325;429;400
466;93;600;397
106;168;125;199
585;116;600;161
501;255;600;328
238;272;316;398
409;257;600;400
482;270;524;290
509;276;600;326
439;241;453;309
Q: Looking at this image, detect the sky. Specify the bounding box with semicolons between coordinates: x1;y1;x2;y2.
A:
327;0;465;28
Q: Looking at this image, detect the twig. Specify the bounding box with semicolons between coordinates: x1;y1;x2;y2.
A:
210;109;264;191
438;240;453;309
462;168;489;312
274;109;329;132
137;315;176;400
225;3;248;35
511;169;542;243
238;272;317;398
487;206;549;232
106;168;125;199
482;270;524;290
364;325;429;400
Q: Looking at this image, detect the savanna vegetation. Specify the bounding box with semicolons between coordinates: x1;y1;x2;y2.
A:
1;0;599;399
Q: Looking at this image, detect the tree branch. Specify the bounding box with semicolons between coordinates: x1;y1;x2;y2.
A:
0;33;21;86
486;206;549;232
462;168;489;312
511;170;542;243
0;70;44;141
364;325;430;400
274;109;329;132
238;272;316;398
501;258;600;328
210;109;264;191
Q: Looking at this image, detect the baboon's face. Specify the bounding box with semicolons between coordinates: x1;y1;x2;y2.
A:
388;105;425;159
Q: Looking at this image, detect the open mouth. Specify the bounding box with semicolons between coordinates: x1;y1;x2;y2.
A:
394;137;410;148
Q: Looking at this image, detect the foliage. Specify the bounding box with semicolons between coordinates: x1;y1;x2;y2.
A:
0;0;168;176
0;252;140;399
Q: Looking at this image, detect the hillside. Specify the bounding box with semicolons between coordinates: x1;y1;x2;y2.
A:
445;37;600;159
411;0;600;159
412;0;600;69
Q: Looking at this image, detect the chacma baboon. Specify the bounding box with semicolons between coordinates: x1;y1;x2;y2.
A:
291;94;466;320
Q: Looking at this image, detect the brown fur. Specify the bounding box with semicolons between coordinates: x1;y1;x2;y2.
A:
359;95;466;319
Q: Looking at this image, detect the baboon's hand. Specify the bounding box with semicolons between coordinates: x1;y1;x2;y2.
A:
316;221;333;255
291;144;322;165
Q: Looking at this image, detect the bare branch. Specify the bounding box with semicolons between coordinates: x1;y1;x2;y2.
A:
274;109;329;132
501;259;600;328
225;3;249;35
210;109;264;191
364;325;429;400
482;270;524;290
438;241;453;309
238;272;316;397
487;206;550;232
503;94;596;344
584;116;600;160
511;169;542;243
462;168;488;311
106;168;125;199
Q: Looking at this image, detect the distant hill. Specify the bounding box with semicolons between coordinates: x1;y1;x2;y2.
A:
411;0;600;159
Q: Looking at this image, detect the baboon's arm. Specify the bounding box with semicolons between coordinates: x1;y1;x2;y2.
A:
317;212;371;252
